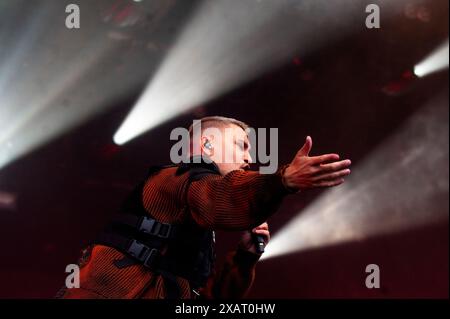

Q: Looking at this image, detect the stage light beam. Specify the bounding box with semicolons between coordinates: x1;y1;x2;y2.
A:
114;0;424;145
261;93;449;260
414;39;449;78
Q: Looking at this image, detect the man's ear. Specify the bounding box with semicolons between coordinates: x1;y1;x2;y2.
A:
201;136;214;155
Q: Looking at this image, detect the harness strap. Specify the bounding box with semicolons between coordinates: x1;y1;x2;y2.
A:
111;214;177;239
96;160;220;299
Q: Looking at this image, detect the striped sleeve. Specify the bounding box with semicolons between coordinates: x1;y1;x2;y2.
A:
187;169;288;230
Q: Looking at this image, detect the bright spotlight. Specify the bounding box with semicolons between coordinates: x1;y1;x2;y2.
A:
414;39;449;78
114;0;421;145
0;2;161;170
262;93;449;261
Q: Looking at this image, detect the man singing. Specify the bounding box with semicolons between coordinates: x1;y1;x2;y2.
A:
60;116;351;299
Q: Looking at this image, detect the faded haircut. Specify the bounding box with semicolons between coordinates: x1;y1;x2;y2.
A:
188;116;249;137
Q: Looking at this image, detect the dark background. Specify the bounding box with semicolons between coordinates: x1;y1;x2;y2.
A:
0;0;447;298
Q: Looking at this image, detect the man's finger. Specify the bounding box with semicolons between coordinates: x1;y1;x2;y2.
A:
309;153;340;165
254;222;268;231
313;169;351;181
318;160;352;173
253;229;270;236
315;178;345;188
253;229;270;242
296;136;313;157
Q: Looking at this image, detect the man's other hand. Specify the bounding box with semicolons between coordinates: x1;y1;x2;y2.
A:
238;222;270;255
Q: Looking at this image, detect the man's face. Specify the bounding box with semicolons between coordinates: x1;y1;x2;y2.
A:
202;124;252;175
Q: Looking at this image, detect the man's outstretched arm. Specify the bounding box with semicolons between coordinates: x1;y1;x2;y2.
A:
188;136;351;230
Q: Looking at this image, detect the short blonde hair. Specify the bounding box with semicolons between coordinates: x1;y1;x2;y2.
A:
188;116;249;136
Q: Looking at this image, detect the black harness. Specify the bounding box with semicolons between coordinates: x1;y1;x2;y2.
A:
95;159;220;299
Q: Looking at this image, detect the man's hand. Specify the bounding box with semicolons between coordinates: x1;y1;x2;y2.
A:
238;222;270;255
282;136;351;191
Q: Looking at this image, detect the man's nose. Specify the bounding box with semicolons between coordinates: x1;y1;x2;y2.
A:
244;153;253;164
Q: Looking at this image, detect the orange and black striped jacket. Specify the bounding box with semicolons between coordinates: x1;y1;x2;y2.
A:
61;162;289;299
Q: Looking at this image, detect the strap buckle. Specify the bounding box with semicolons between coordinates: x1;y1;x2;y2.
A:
139;217;155;234
139;217;172;239
127;240;159;268
157;223;172;239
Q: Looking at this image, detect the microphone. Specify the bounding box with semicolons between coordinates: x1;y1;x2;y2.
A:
252;233;266;254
